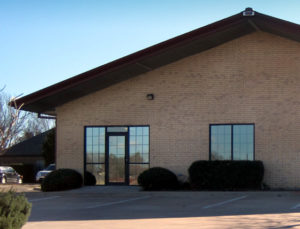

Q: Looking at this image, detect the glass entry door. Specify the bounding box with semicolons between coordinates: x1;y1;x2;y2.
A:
85;126;149;186
106;134;128;184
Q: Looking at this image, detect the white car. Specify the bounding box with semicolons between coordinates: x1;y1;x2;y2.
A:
36;164;56;182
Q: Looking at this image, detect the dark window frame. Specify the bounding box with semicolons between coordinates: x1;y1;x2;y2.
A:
84;125;150;185
209;123;255;161
105;132;129;185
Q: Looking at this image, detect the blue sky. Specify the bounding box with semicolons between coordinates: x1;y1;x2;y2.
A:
1;0;300;96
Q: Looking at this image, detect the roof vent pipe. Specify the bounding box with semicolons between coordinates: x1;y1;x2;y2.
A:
243;7;255;16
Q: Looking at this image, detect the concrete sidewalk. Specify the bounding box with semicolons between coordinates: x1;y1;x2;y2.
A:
23;213;300;229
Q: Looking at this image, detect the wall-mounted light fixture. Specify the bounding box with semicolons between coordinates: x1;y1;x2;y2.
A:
146;94;154;100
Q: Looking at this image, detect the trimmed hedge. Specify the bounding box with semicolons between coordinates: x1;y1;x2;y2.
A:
138;167;179;190
0;191;32;229
41;168;83;192
84;171;96;186
188;160;264;190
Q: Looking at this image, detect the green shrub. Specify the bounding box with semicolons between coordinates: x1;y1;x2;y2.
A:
138;167;179;190
177;174;191;190
0;191;32;229
84;171;96;186
41;169;83;192
188;160;264;190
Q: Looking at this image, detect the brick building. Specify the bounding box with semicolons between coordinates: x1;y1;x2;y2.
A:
14;8;300;188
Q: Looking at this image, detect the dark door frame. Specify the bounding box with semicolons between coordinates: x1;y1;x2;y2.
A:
105;132;129;185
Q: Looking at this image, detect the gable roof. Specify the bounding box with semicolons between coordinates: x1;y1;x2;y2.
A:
13;8;300;115
0;130;51;157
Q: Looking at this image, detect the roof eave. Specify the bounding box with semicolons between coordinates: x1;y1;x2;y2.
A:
13;10;300;114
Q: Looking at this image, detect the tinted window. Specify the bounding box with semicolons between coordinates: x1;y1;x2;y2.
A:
210;124;254;161
233;125;254;160
210;125;231;160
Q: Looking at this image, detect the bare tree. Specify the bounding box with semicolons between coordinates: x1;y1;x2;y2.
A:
17;112;54;142
0;88;55;152
0;90;27;152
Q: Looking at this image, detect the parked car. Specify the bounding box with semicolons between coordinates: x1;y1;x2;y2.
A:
0;166;23;184
36;164;56;182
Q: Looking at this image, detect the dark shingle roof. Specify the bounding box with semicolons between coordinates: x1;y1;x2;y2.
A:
0;130;51;157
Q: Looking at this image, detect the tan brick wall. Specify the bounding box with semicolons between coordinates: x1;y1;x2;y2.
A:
56;31;300;189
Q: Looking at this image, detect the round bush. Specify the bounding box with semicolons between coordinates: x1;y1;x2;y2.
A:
41;169;83;192
84;171;96;186
137;167;179;191
0;191;32;229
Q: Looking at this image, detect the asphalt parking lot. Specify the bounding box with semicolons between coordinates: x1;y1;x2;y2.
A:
16;185;300;229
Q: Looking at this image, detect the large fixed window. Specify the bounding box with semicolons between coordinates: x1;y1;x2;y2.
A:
129;127;149;185
210;124;254;160
85;127;106;185
85;126;149;185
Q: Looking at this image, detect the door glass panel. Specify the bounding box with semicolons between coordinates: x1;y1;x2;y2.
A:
109;136;125;183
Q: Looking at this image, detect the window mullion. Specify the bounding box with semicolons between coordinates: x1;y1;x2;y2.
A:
231;125;234;160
